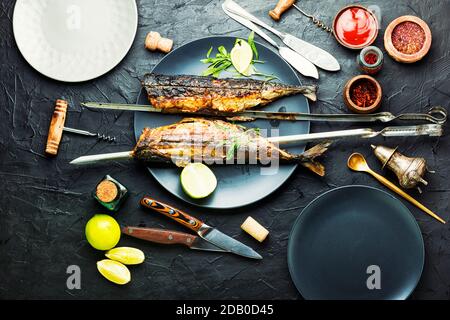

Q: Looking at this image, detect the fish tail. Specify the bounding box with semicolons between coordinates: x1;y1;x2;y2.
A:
295;141;331;176
294;85;317;102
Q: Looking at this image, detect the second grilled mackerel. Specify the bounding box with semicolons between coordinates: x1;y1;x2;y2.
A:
142;73;317;114
133;118;330;176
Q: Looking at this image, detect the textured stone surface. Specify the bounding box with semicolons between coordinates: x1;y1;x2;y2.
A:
0;0;449;299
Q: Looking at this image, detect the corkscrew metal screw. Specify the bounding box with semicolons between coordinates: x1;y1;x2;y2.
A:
292;4;333;33
269;0;333;33
63;127;117;142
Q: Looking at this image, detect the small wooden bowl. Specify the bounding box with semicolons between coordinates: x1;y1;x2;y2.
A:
332;5;379;50
384;16;432;63
343;75;382;114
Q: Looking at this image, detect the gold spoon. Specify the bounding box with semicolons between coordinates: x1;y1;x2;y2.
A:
347;153;446;224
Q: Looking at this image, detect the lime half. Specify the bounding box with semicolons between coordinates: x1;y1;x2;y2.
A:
180;163;217;199
230;39;253;75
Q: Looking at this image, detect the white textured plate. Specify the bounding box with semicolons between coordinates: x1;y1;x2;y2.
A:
13;0;138;82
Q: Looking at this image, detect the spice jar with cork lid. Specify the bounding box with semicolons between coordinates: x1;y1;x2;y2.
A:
93;175;128;211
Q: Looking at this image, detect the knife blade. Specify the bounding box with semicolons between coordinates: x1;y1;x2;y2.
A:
222;4;319;79
122;226;228;252
140;196;263;260
282;34;340;72
223;0;340;71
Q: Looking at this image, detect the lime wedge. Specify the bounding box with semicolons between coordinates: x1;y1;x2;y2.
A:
180;163;217;199
230;39;253;75
97;259;131;285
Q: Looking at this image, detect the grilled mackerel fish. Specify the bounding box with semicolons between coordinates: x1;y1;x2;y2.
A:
133;118;330;176
142;73;317;114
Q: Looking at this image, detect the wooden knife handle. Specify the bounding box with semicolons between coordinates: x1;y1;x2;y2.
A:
269;0;295;21
122;226;197;247
45;99;68;156
140;196;204;232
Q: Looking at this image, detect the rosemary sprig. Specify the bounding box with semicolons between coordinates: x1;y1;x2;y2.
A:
200;32;277;80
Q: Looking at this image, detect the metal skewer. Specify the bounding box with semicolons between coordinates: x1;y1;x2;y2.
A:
82;102;447;125
69;124;444;166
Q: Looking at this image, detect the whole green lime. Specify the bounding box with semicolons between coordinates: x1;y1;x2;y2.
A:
85;214;121;250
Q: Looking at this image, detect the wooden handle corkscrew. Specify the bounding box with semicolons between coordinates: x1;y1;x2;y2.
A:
145;31;173;53
45;99;68;156
269;0;295;21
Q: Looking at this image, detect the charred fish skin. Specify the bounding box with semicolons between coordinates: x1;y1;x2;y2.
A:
142;73;317;114
132;118;329;175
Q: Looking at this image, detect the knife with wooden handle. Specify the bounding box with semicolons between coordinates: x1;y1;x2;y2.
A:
122;226;228;252
140;196;262;259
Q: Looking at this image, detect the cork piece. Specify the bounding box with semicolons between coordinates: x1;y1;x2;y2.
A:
241;216;269;242
96;180;118;203
145;31;173;53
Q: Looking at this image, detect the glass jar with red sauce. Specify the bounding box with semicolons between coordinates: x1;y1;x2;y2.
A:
333;5;379;49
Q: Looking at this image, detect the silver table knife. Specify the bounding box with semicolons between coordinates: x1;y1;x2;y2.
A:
223;0;340;71
222;3;319;79
140;196;262;260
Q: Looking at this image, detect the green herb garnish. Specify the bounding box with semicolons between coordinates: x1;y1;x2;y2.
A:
201;32;276;80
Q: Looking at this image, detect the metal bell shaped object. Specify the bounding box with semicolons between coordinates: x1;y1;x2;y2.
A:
371;145;431;192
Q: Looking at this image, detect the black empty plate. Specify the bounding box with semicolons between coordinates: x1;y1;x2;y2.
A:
288;185;424;300
134;36;310;209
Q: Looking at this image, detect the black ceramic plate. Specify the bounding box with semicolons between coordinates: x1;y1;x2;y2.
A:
288;185;424;300
134;36;310;209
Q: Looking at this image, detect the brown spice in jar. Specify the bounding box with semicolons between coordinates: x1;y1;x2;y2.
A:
392;21;426;54
350;80;378;108
96;180;118;203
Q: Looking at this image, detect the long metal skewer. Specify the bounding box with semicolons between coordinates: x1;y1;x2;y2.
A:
82;102;447;125
69;124;443;166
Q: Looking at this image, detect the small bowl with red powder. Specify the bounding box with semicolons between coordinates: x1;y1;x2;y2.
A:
384;15;432;63
343;75;382;114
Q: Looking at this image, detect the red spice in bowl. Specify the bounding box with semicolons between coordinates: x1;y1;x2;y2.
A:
343;75;382;114
384;16;432;63
350;80;378;108
392;21;426;54
364;53;378;65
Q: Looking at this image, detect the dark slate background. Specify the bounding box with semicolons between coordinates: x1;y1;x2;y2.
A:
1;0;449;299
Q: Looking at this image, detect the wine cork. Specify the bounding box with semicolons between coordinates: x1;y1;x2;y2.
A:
241;216;269;242
145;31;173;53
96;180;118;203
